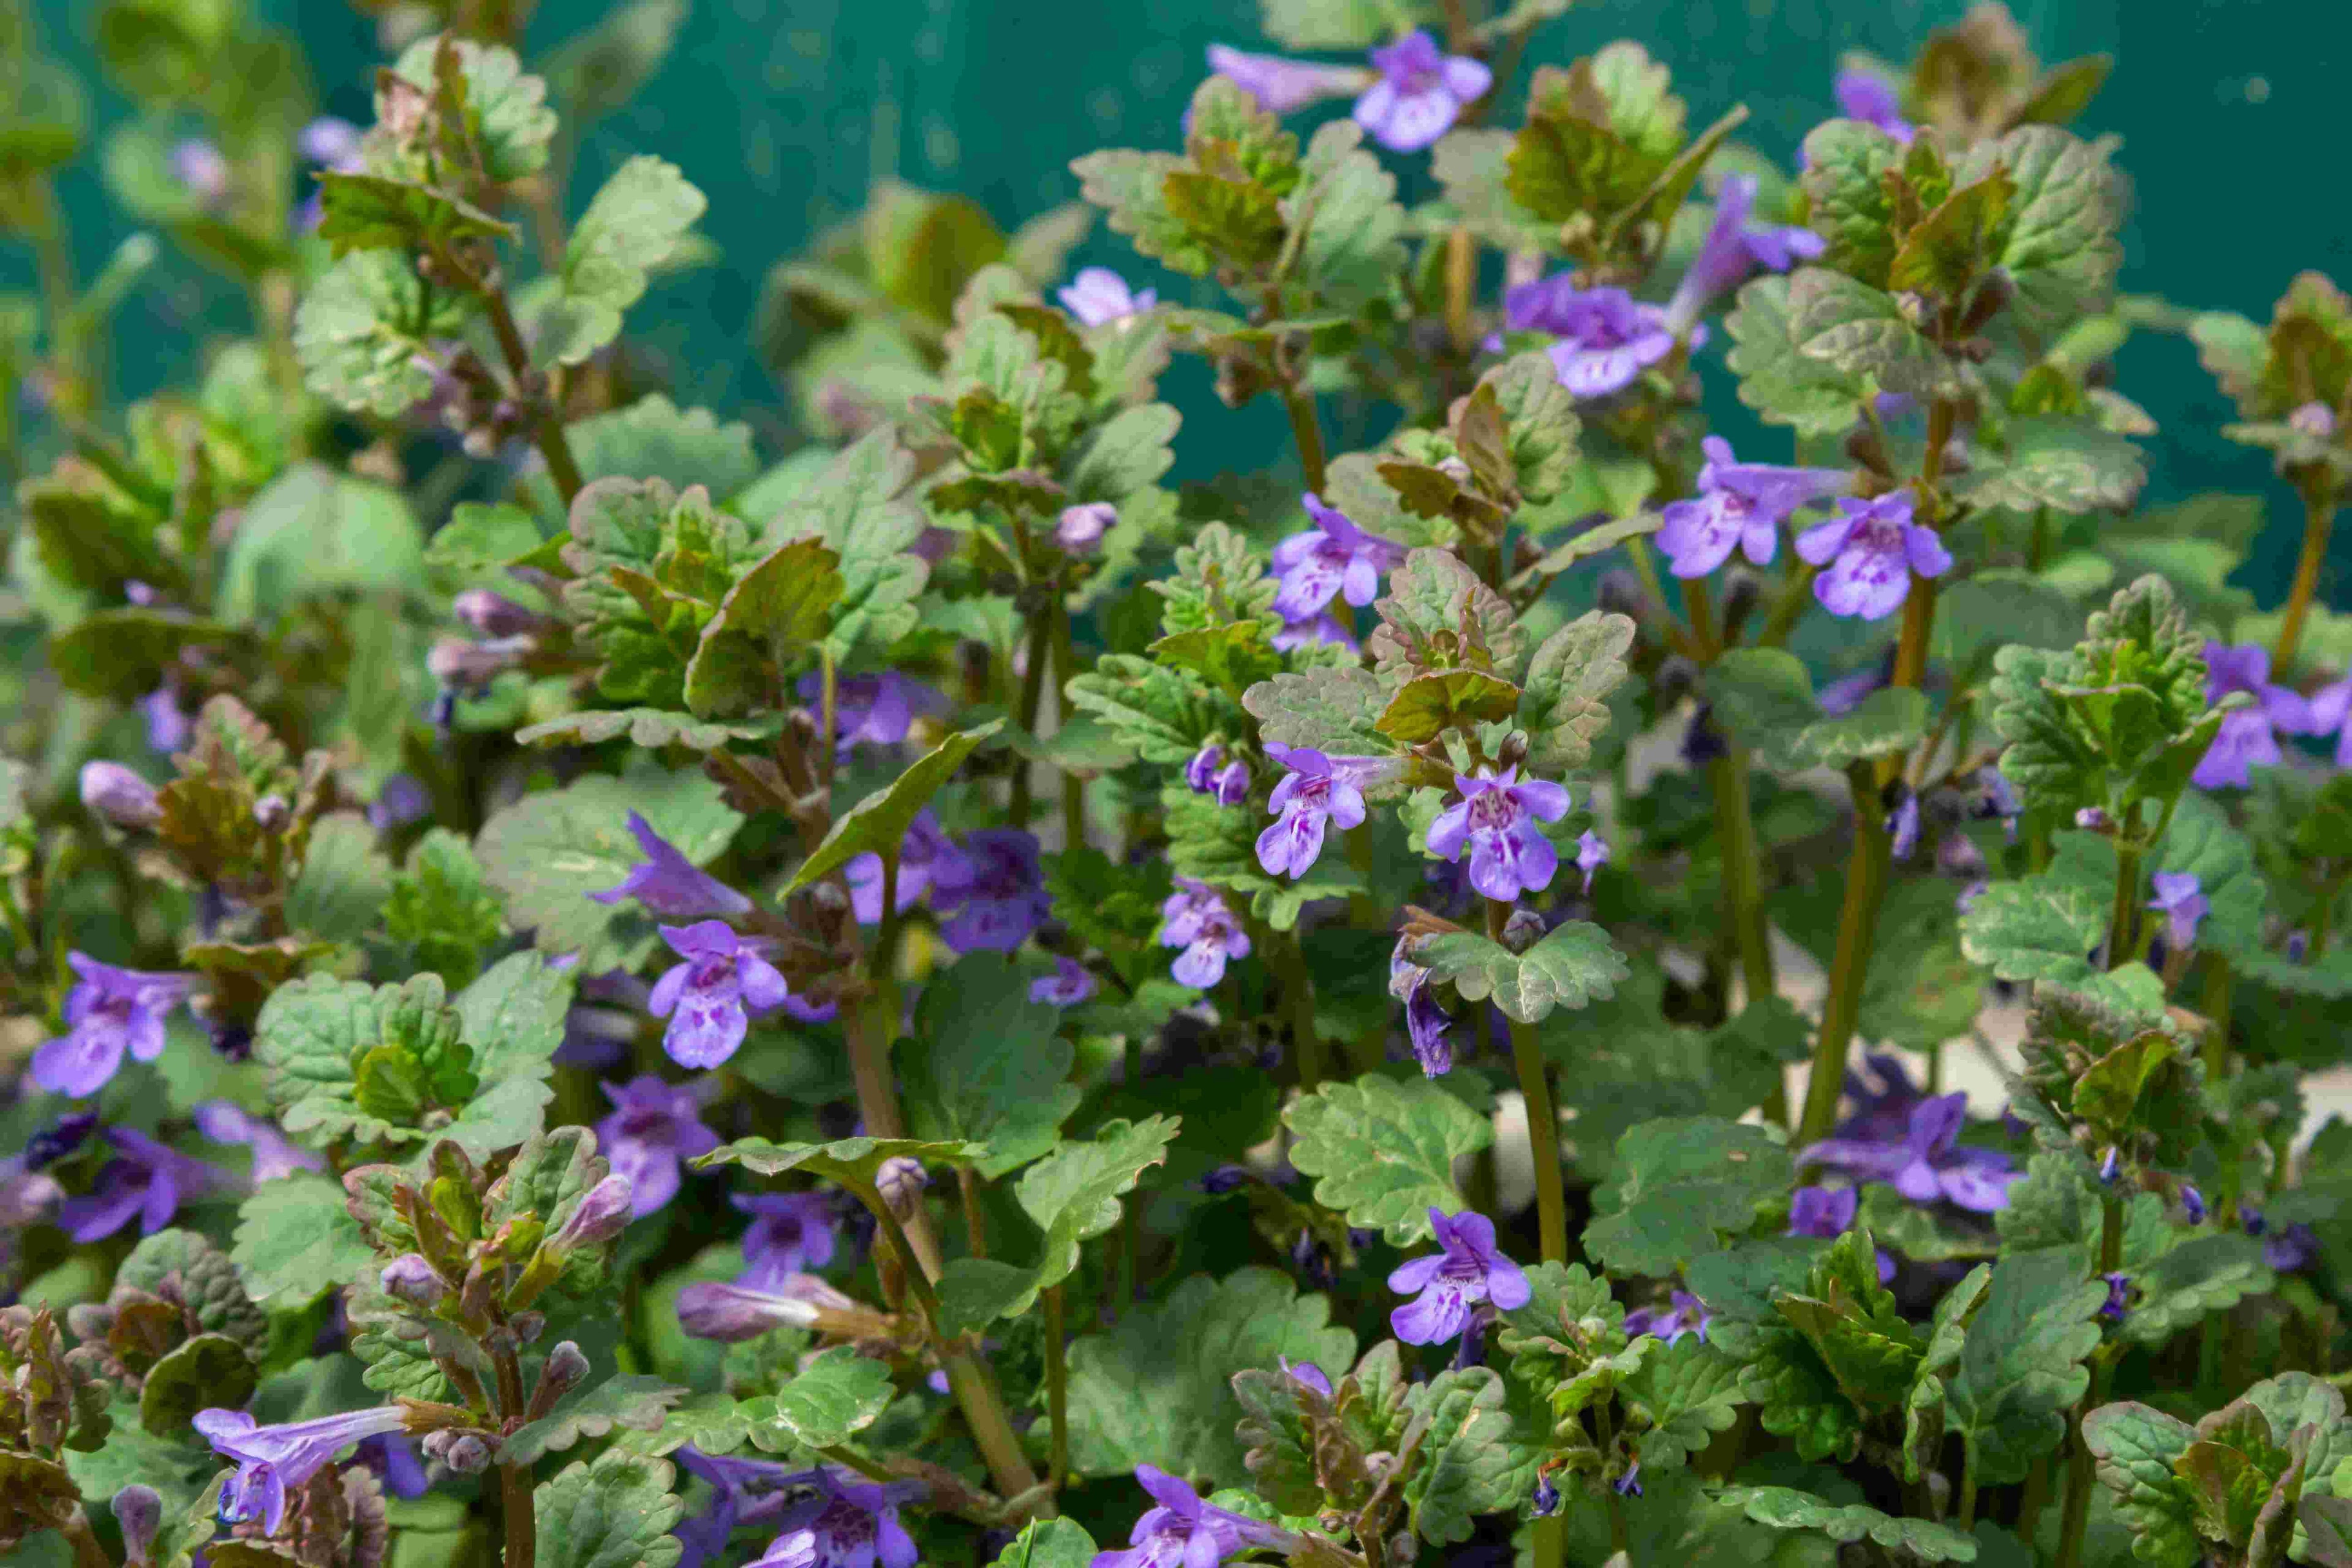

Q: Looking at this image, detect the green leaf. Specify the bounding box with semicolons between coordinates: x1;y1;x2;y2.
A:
1431;129;1556;253
897;961;1080;1178
139;1334;256;1438
680;536;845;719
1378;668;1523;744
386;829;507;986
218;462;425;622
2157;792;2268;957
1405;1366;1542;1545
475;764;741;970
534;155;707;365
1958;835;2168;1019
1282;1075;1491;1245
254;973;466;1147
229;1174;373;1307
1065;1267;1356;1488
285;813;395;945
1369;548;1526;684
1792;687;1931;769
514;709;771;750
119;1230;266;1349
2120;1234;2274;1347
1517;610;1635;774
295;249;476;417
1956;416;2146;514
1011;1116;1178;1308
693;1136;976;1187
1256;0;1398;48
314;170;513;255
1066;402;1181;504
987;1520;1099;1568
1510;515;1662;590
758;429;932;660
1887;168;2015;300
550;396;763;518
48;609;235;702
785;721;1003;894
492;1376;684;1466
1943;1248;2106;1485
1287;121;1406;313
532;1449;684;1568
1624;1336;1749;1471
1796;119;1907;287
1412;921;1630;1024
1787;268;1962;399
1071;149;1207;275
2082;1402;2201;1568
740;1347;895;1451
542;0;686;127
1956;126;2124;333
386;34;557;183
1717;1488;1980;1563
1242;666;1400;763
1585;1117;1795;1276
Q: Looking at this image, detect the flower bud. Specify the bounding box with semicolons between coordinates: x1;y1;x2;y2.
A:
80;762;162;830
113;1483;162;1565
549;1175;633;1251
527;1340;591;1419
676;1280;826;1341
2181;1183;2207;1225
1531;1473;1562;1518
1184;745;1225;796
453;589;547;639
2074;806;2113;833
252;794;291;834
1654;655;1697;704
424;1430;492;1474
876;1156;929;1218
1055;502;1116;555
2293;401;2339;440
1719;568;1762;638
380;1253;451;1308
427;634;536;692
1501;908;1547;953
1595;568;1646;620
1210;758;1252;807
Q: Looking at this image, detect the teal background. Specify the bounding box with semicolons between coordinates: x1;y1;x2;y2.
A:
23;0;2348;598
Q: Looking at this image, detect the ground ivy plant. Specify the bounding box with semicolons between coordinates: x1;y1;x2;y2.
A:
5;2;2352;1568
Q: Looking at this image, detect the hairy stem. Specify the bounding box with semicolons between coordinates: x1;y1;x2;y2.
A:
2106;842;2143;971
2275;481;2339;674
1709;748;1784;1118
959;1165;988;1259
500;1463;535;1568
1444;226;1476;354
480;280;584;510
2055;1195;2125;1568
58;1508;111;1568
1267;925;1325;1092
1044;1283;1071;1488
1491;900;1567;1262
1009;609;1049;827
1280;382;1329;494
1049;597;1086;850
1795;767;1894;1145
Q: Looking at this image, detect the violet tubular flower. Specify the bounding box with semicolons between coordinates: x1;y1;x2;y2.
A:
1788;1185;1896;1282
1834;69;1915;141
1388;1207;1532;1345
1158;879;1251;987
1656;436;1849;579
932;829;1051;953
1272;611;1359;653
1795;491;1952;621
1270;494;1406;622
1802;1090;2021;1213
1058;266;1158;326
1352;29;1491;153
736;1189;842;1287
1030;956;1098;1006
2194;642;2312;789
1204;43;1371;116
755;1469;925;1568
1505;274;1679;399
674;1449;832;1568
796;671;949;756
1093;1464;1278;1568
1663;174;1825;337
190;1102;322;1184
676;1275;856;1341
31;953;197;1099
2147;872;2209;954
1622;1290;1711;1346
648;921;791;1069
595;1076;722;1216
195;1404;414;1534
1257;745;1373;879
844;807;964;926
59;1128;229;1242
1428;767;1573;902
591;811;752;921
1575;829;1611;895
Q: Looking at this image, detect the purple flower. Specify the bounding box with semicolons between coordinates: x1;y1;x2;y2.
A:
1204;45;1367;116
1622;1289;1711;1346
141;687;191;753
1656;435;1848;578
190;1102;322;1184
932;829;1050;953
31;956;197;1099
1817;650;1893;717
1886;788;1921;861
170;138;230;204
195;1405;414;1535
1270;494;1406;621
1834;69;1914;142
1665;175;1826;335
1281;1357;1332;1399
1093;1464;1277;1568
843;808;965;926
1795;492;1952;621
2193;643;2311;790
80;761;162;830
2264;1224;2320;1273
1057;502;1116;554
591;811;752;921
1211;760;1251;806
648;921;791;1069
2097;1271;2133;1322
369;774;430;832
1787;1185;1858;1239
1058;268;1158;327
1272;611;1359;652
1257;745;1373;879
1428;767;1573;902
2182;1184;2207;1225
2147;872;2207;954
1352;30;1491;153
595;1076;721;1216
1802;1091;2021;1213
755;1470;924;1568
298;116;364;168
1388;1207;1532;1344
674;1449;831;1568
736;1191;841;1287
1404;974;1455;1077
676;1275;854;1341
797;672;948;755
1185;745;1226;796
1532;1472;1563;1517
1575;830;1610;893
1158;879;1251;988
1613;1461;1644;1498
1504;277;1679;399
2303;677;2352;767
1030;956;1097;1006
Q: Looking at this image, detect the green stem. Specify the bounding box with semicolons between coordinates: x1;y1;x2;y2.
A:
1267;925;1324;1092
2107;842;2143;971
57;1509;111;1568
2028;507;2052;573
1490;899;1567;1263
2275;479;2339;675
1757;563;1820;649
479;279;584;509
1044;1284;1071;1488
2054;1195;2125;1568
1009;609;1048;827
1280;382;1329;494
958;1165;988;1259
26;177;91;419
1795;767;1894;1145
865;1190;948;1342
874;850;905;1035
1049;597;1086;850
1119;1034;1143;1316
1956;1440;1980;1531
500;1463;535;1568
1709;750;1777;1018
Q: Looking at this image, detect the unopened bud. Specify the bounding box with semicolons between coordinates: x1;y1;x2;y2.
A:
1185;745;1225;796
2292;401;2338;441
2074;806;2113;833
527;1340;590;1419
424;1430;492;1474
80;761;162;830
1654;655;1698;704
1596;568;1645;620
876;1157;929;1218
380;1253;451;1308
427;634;535;692
452;589;546;639
1719;569;1762;638
1055;502;1115;555
113;1484;162;1566
1211;758;1252;807
549;1175;633;1251
252;794;291;833
675;1280;826;1342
